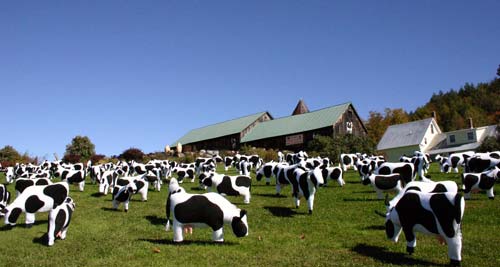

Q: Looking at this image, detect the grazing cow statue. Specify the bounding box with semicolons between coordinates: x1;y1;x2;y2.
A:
362;173;403;199
340;153;359;171
199;172;252;204
0;182;69;227
47;197;75;246
0;184;10;211
462;167;500;200
15;178;53;196
321;166;345;187
5;167;15;184
375;162;415;185
385;190;465;266
112;176;148;212
165;178;249;243
53;165;86;192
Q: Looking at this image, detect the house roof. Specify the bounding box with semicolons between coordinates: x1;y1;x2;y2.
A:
427;124;498;155
377;118;436;151
241;102;351;143
292;99;310;116
172;112;270;146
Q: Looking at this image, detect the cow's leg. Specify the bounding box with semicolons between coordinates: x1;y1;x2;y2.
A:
124;200;130;212
173;221;184;242
112;200;119;210
141;191;148;202
487;188;494;200
212;227;224;242
275;184;282;195
403;227;417;255
307;194;315;214
25;213;35;226
243;193;250;204
265;177;271;185
79;181;84;192
60;227;68;240
446;231;462;266
47;220;56;246
352;165;358;171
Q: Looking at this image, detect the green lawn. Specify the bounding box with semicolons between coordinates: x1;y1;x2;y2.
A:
1;164;499;267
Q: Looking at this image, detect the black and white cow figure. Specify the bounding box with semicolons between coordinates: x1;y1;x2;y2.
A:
53;166;86;192
288;167;324;214
98;170;119;195
385;190;465;266
47;197;75;246
435;155;450;173
165;178;249;243
465;155;500;173
0;184;10;211
256;162;280;185
321;166;345;187
446;151;475;173
199;172;252;204
340;153;359;171
172;166;196;183
112;176;149;212
239;160;252;176
5;167;15;184
0;182;69;227
362;173;403;199
462;167;500;200
375;162;415;185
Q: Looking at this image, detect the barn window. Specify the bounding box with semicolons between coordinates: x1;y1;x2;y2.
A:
348;110;353;120
449;135;456;143
467;132;474;141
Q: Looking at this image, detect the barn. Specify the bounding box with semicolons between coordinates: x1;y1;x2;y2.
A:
173;100;367;152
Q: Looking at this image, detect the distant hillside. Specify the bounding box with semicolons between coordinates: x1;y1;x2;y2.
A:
410;77;500;132
366;75;500;143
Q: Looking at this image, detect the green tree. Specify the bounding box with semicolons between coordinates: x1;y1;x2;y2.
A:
119;148;145;162
64;136;96;162
307;135;375;164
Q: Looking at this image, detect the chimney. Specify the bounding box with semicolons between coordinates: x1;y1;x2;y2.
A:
431;111;437;120
468;117;473;129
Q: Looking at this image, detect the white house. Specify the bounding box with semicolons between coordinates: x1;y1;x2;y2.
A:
377;118;443;161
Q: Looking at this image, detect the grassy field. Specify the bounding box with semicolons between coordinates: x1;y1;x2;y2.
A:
1;164;499;267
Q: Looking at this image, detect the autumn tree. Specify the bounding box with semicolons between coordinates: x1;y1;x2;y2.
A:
119;148;145;162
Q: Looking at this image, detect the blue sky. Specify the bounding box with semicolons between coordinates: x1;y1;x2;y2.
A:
1;1;499;158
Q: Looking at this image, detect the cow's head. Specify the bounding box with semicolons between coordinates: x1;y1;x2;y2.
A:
309;168;324;187
442;163;450;173
198;172;213;187
65;197;76;211
231;209;249;238
168;178;184;194
5;167;15;184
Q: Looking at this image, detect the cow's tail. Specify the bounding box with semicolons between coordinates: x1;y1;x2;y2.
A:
165;192;171;231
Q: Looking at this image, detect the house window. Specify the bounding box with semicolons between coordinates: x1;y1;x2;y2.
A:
431;124;434;134
449;135;456;143
467;132;474;141
424;138;427;145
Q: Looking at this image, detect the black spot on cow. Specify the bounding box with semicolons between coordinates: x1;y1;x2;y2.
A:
231;211;248;238
430;184;448;193
374;174;400;190
429;193;461;238
342;156;351;165
174;195;224;231
385;220;395;239
462;174;478;193
25;195;45;213
15;180;35;194
395;193;439;242
8;207;23;224
478;173;496;190
52;209;67;240
331;168;342;180
201;175;213;187
217;177;240;196
298;172;310;200
43;184;68;208
113;187;131;202
450;156;460;169
263;166;272;178
116;179;129;186
235;176;251;188
36;179;49;186
135;180;146;191
187;169;195;179
377;166;391;175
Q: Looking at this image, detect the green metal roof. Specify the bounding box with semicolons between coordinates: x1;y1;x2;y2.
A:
173;112;269;146
241;102;351;143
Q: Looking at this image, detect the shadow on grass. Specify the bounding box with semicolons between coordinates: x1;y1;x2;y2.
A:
32;233;48;246
253;193;287;198
91;192;105;198
352;190;378;194
189;187;205;191
352;244;446;266
101;207;121;212
145;215;166;226
138;238;237;246
0;220;49;231
343;198;381;202
363;225;386;231
346;181;362;184
263;206;302;217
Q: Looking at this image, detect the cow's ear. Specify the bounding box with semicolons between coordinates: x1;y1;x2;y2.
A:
240;209;247;218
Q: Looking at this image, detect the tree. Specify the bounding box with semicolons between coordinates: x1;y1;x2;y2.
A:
64;136;96;162
0;145;22;166
306;135;375;163
119;148;145;162
497;64;500;77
